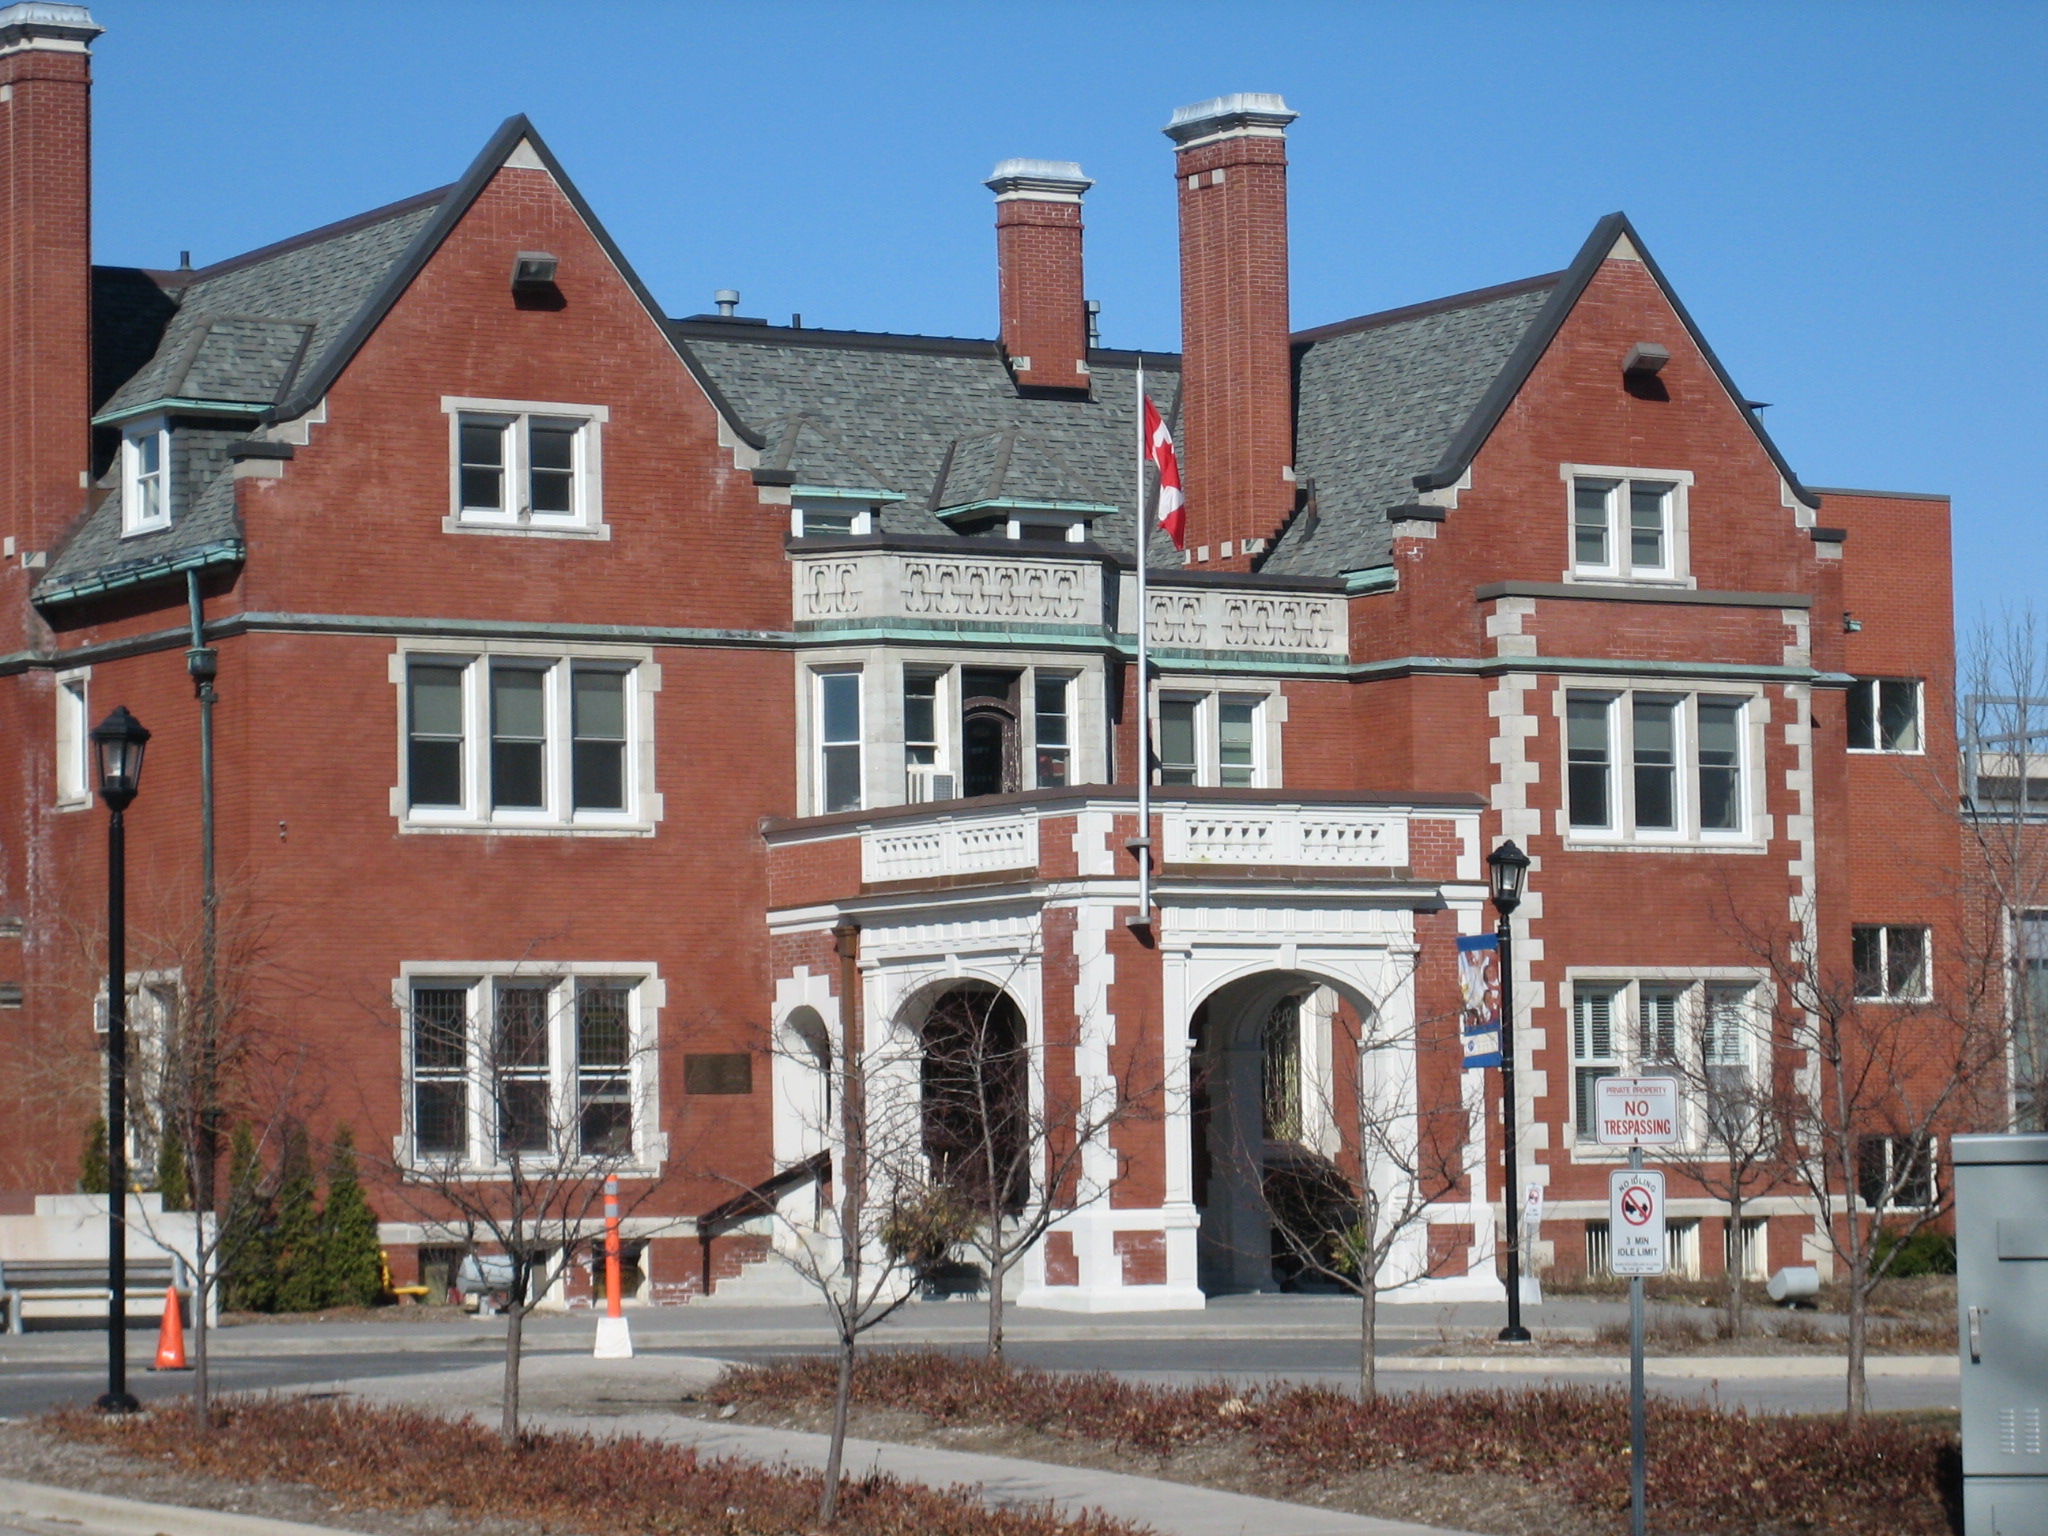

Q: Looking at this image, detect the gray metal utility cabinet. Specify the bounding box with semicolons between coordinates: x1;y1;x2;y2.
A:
1957;1133;2048;1534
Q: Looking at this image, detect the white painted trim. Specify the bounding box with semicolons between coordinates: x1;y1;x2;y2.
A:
440;397;610;538
1558;463;1695;587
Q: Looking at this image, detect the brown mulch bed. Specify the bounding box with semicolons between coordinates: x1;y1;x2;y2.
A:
705;1352;1963;1536
45;1395;1147;1536
0;1416;544;1536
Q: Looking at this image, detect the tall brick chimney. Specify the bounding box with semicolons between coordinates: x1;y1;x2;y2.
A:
1;2;100;572
986;158;1092;393
1164;93;1297;569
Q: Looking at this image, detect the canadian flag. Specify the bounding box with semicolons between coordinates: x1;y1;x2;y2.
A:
1142;393;1186;550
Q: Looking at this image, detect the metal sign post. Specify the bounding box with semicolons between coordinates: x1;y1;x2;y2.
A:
1598;1076;1679;1536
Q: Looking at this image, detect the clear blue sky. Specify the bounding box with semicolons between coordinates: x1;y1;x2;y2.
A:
84;2;2046;625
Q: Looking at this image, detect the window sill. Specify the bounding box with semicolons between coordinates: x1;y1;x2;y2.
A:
1852;994;1933;1006
398;818;657;839
53;796;93;814
1562;834;1766;855
1560;572;1697;590
399;1159;660;1182
1847;747;1926;758
119;521;173;541
442;515;611;542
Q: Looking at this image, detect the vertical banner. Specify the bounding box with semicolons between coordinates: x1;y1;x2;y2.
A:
1458;933;1502;1068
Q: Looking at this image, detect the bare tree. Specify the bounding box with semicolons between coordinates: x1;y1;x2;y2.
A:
1747;901;2004;1419
1654;985;1786;1338
46;876;307;1420
379;963;657;1442
1253;983;1466;1398
912;976;1161;1361
1959;610;2048;1129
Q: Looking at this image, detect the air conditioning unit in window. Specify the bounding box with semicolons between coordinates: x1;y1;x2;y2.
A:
905;767;957;804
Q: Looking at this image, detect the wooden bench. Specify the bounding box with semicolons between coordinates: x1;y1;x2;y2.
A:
0;1258;185;1333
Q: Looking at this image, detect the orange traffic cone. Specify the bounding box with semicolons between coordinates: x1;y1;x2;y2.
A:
148;1285;191;1372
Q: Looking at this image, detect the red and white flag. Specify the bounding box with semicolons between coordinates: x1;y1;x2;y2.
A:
1142;394;1185;550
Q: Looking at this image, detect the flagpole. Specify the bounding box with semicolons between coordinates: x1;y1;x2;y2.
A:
1132;362;1152;931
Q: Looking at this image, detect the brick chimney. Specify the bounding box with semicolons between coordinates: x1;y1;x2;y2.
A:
1164;93;1297;569
1;2;99;573
986;158;1092;393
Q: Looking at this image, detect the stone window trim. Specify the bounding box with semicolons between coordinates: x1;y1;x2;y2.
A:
387;639;662;836
440;395;610;540
1150;676;1285;791
1557;462;1695;588
1553;679;1767;851
393;960;667;1177
1561;967;1771;1161
120;420;173;539
54;666;91;811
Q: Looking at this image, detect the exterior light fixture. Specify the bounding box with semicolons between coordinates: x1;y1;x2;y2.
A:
1487;838;1529;914
511;251;559;291
1623;342;1670;377
89;705;151;1413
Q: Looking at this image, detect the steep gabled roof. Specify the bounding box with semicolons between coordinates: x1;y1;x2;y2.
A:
1411;212;1818;510
1265;274;1562;576
42;114;762;608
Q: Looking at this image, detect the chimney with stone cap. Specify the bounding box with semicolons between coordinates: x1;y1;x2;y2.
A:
1164;93;1298;569
0;1;99;581
987;158;1093;393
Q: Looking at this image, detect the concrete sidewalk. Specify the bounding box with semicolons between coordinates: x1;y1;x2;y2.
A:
334;1354;1484;1536
0;1478;369;1536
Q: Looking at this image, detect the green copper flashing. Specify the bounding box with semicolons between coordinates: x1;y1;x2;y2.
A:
32;539;246;607
1343;565;1398;595
91;398;272;427
792;485;907;504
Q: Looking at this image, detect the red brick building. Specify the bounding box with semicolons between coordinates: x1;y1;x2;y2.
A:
0;12;1965;1309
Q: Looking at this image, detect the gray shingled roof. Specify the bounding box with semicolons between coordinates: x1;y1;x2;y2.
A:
1265;279;1559;575
676;325;1181;559
39;197;445;603
680;277;1562;578
98;202;440;417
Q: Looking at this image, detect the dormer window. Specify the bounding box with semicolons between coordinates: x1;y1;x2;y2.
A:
121;427;170;537
938;498;1111;542
793;503;874;538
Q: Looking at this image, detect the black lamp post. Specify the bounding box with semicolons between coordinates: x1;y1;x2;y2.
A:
90;705;150;1413
1488;840;1533;1345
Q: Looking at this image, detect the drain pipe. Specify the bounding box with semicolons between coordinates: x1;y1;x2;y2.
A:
183;572;218;1198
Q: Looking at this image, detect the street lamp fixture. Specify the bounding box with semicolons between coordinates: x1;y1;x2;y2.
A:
89;706;150;1413
1487;840;1534;1345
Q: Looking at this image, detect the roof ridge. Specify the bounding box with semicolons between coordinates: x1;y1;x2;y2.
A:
136;185;452;287
1290;271;1566;345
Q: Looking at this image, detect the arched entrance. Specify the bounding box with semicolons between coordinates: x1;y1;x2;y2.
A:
1188;970;1366;1294
916;981;1028;1215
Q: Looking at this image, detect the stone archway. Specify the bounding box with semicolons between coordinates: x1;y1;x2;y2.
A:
1187;970;1371;1295
914;980;1029;1215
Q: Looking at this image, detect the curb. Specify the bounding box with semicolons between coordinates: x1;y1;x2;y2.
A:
1385;1354;1958;1378
0;1477;372;1536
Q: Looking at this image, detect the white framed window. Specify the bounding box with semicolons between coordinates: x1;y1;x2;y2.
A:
1154;688;1275;789
1847;677;1922;753
1562;687;1753;844
442;397;608;537
1562;466;1691;583
393;644;657;833
1852;924;1931;1002
94;970;181;1173
816;669;864;814
1569;975;1766;1151
55;670;90;808
400;964;662;1171
120;426;171;537
1034;674;1072;788
791;501;875;538
1858;1133;1936;1210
